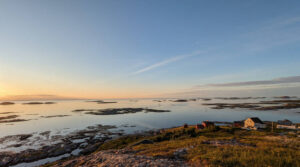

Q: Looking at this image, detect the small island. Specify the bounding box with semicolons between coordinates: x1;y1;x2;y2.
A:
72;108;170;115
22;102;56;105
0;102;15;105
86;100;118;104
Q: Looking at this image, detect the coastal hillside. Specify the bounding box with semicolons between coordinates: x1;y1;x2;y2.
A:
43;125;300;167
2;1;300;167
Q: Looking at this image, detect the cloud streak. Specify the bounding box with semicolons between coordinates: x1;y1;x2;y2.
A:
198;76;300;87
130;16;300;76
161;76;300;98
131;50;203;75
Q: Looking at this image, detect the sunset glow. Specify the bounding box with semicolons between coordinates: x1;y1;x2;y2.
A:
0;0;300;100
0;1;299;166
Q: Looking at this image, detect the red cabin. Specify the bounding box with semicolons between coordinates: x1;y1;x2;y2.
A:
202;121;215;128
196;124;204;129
233;121;244;128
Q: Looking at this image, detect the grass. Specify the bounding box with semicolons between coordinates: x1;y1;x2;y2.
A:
97;125;300;167
97;134;145;150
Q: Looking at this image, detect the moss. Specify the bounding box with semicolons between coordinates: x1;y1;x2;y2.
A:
97;134;145;151
44;126;299;167
128;126;300;166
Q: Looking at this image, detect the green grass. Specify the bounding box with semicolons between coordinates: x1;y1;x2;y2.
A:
97;126;300;167
97;134;145;150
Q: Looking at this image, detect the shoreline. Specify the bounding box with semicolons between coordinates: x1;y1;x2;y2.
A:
1;120;299;167
41;123;300;167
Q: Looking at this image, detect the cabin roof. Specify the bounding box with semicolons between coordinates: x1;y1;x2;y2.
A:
203;121;214;124
277;119;292;125
249;117;264;124
234;121;243;123
279;119;292;122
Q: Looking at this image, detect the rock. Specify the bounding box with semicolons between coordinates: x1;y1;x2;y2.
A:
49;149;188;167
41;115;70;118
0;124;117;166
173;148;188;159
19;134;32;141
172;99;188;102
0;155;12;166
80;142;103;155
10;144;22;148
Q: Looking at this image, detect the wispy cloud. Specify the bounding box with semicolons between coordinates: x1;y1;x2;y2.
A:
161;76;300;98
130;16;300;76
131;50;204;75
196;76;300;87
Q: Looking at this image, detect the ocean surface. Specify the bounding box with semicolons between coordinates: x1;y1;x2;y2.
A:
0;98;299;153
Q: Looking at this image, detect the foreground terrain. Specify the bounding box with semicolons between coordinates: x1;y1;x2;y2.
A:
43;125;300;167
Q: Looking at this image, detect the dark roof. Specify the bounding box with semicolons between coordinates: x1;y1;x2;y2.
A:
250;117;264;124
277;119;292;125
203;121;214;124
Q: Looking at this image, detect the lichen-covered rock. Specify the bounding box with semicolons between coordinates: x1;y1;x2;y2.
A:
49;149;188;167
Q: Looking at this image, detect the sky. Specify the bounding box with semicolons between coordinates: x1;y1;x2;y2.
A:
1;0;300;99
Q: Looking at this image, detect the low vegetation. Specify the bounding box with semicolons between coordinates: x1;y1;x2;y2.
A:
97;126;300;167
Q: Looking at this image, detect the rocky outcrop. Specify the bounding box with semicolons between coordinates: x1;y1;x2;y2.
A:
73;108;170;115
49;149;188;167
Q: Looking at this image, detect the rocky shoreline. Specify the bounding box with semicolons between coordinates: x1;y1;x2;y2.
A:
0;124;121;167
40;123;300;167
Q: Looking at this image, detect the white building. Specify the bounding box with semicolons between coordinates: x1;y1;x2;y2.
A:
277;119;297;130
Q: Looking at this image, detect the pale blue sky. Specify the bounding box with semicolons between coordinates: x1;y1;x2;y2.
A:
0;0;300;98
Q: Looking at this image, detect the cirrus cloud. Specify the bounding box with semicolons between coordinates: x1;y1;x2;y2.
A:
198;76;300;87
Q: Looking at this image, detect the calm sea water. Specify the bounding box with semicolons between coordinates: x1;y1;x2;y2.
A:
0;98;299;152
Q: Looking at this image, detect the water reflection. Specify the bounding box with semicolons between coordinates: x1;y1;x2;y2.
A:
0;98;299;148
